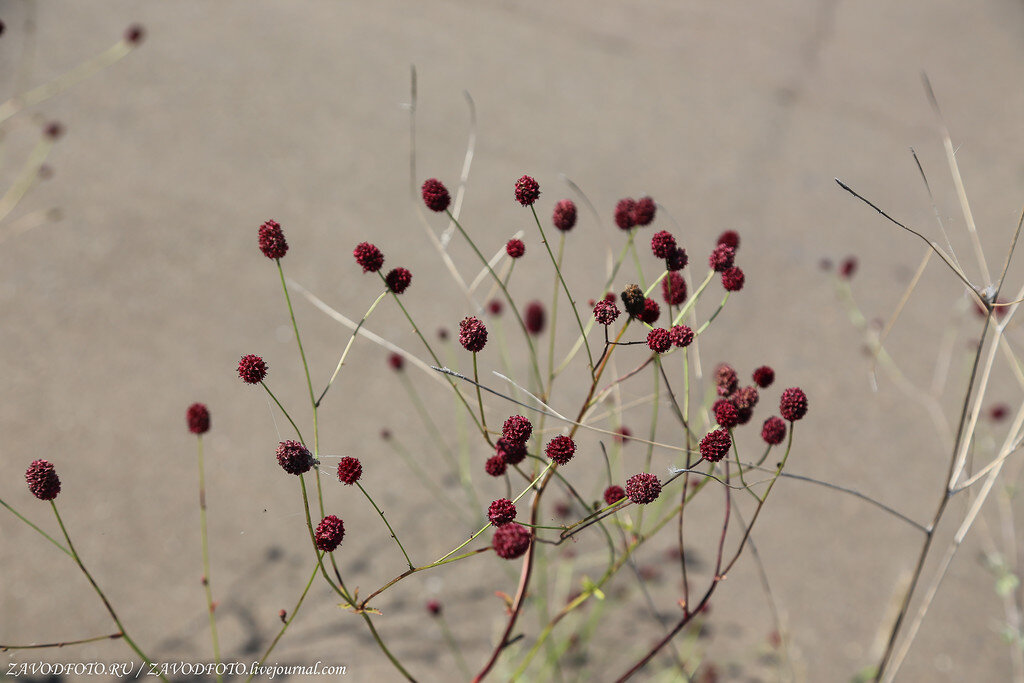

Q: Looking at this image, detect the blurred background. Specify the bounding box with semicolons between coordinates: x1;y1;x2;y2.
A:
2;1;1024;680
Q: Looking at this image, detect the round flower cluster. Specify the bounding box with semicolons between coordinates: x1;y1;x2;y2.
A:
733;386;759;411
353;242;384;273
715;363;738;396
721;266;745;292
315;515;345;552
26;459;60;501
780;387;809;421
258;220;288;260
699;429;732;462
525;301;545;335
502;415;533;446
238;354;268;384
709;244;736;272
488;498;517;526
614;198;637;230
603;485;626;505
662;271;687;305
458;316;488;352
626;473;662;504
485;454;507;477
639;298;660;325
666;247;688;271
633;196;656;226
276;440;316;475
506;239;525;259
717;230;740;249
385;267;412;294
647;328;671;353
388;353;404;371
495;438;527;466
552;199;577;231
186;403;210;434
651;231;676;258
421;178;451;212
545;435;576;465
752;365;775;388
514;175;541;206
621;284;646;318
593;299;620;326
669;325;694;348
337;456;362;485
761;416;787;445
493;522;532;559
713;400;739;429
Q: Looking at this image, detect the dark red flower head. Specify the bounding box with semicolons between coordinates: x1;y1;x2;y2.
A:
761;416;787;445
670;325;694;348
426;600;442;616
666;247;689;271
493;522;532;559
388;353;404;371
545;435;576;465
421;178;451;212
614;198;637;230
238;354;268;384
752;366;775;388
258;220;288;259
44;121;64;140
713;400;740;429
614;426;632;443
721;266;744;292
662;271;687;306
709;244;735;272
780;387;808;421
593;299;620;326
458;316;488;352
840;256;858;280
552;199;577;231
639;298;661;325
314;515;345;552
187;403;211;434
385;267;412;294
647;328;671;353
717;230;740;249
277;440;316;475
699;429;732;462
621;284;646;318
733;386;759;411
485;454;508;477
651;231;677;259
502;415;533;445
525;301;546;335
626;473;662;504
514;175;541;206
353;242;384;273
633;196;656;226
506;239;526;259
496;438;527;466
714;363;738;395
488;498;517;526
990;404;1009;422
337;456;362;485
488;299;503;316
604;485;626;505
26;459;60;500
124;24;146;45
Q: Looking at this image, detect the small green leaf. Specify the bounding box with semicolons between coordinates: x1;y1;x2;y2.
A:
996;573;1020;597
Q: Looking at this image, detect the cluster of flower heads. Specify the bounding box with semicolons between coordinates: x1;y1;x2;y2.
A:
485;415;534;477
614;196;657;230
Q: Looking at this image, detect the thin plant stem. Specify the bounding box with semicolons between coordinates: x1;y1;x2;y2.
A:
1;632;123;651
260;382;304;444
195;435;222;682
356;482;414;569
317;289;388;406
473;352;490;445
0;496;70;557
246;561;320;683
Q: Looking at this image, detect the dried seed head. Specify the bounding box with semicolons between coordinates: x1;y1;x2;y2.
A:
493;522;532;559
458;316;488;352
421;178;451;212
626;473;662;504
552;199;577;231
26;460;60;501
258;220;288;260
314;515;345;552
622;284;645;318
238;354;268;384
186;403;211;434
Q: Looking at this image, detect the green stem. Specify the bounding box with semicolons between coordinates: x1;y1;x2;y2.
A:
0;496;70;557
260;382;304;444
196;436;223;682
357;482;414;569
246;561;320;683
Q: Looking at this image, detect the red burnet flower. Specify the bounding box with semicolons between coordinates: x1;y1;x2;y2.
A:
699;429;732;462
721;266;745;292
124;23;146;45
709;244;735;272
485;454;508;477
593;299;620;326
421;178;451;212
385;267;412;294
735;405;754;426
614;426;632;444
651;231;677;259
488;498;517;526
552;199;577;231
388;353;404;371
258;220;288;260
496;438;527;466
487;299;503;316
337;456;362;485
44;121;64;140
717;230;740;249
670;325;694;348
314;515;345;552
238;354;268;384
545;435;576;465
662;271;687;306
604;485;626;505
614;198;637;230
458;316;488;352
639;298;661;325
752;365;775;388
626;473;662;504
502;415;533;445
25;459;60;501
666;247;689;271
733;385;759;410
426;600;443;616
761;416;787;445
839;256;857;280
633;196;656;226
276;440;316;475
525;301;546;335
186;403;210;435
990;404;1009;422
437;327;449;341
353;242;384;273
514;175;541;206
506;238;526;259
713;400;740;429
493;522;532;559
647;328;671;353
621;284;646;318
780;387;809;421
714;363;738;395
